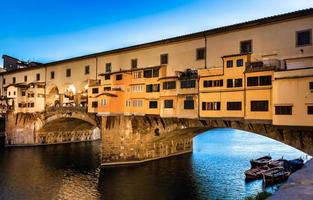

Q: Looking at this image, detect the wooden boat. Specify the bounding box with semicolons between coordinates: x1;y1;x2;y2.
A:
250;156;272;168
286;158;304;173
263;167;290;185
245;165;270;180
268;159;287;168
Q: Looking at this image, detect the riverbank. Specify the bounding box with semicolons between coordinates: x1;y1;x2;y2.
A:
268;158;313;200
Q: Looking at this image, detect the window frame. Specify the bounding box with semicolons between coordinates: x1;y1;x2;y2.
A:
131;59;138;69
226;60;233;68
50;71;55;79
164;99;174;109
296;29;312;47
149;101;158;109
85;65;90;75
275;106;292;115
240;40;253;54
196;47;206;60
227;102;242;111
105;63;112;73
66;69;71;77
251;100;269;112
160;53;169;65
36;73;40;81
236;59;244;67
116;74;123;81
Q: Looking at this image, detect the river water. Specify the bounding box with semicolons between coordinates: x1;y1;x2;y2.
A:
0;128;310;200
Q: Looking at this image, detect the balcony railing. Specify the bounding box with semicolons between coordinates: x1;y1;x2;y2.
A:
245;59;284;72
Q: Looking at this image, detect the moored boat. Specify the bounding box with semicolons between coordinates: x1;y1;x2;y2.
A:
286;158;304;173
262;167;290;185
250;155;272;168
245;165;270;180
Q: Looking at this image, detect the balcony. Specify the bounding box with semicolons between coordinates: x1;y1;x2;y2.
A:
245;59;284;73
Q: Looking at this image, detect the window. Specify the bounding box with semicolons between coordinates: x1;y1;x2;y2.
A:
66;69;71;77
21;91;26;96
85;66;90;75
131;85;144;92
196;48;206;60
308;106;313;115
227;102;242;111
226;60;233;68
144;69;159;78
51;71;55;79
92;88;99;94
227;79;233;88
116;74;123;80
3;78;5;85
235;79;242;87
184;97;194;110
13;91;16;95
163;81;176;90
24;76;27;82
160;54;168;65
146;84;160;93
237;59;244;67
260;76;272;86
133;71;142;79
251;101;269;111
101;99;107;106
92;101;98;108
181;80;196;88
275;106;292;115
310;82;313;90
125;100;131;107
149;101;158;109
203;80;223;87
105;63;112;73
240;40;252;54
36;73;40;81
132;99;143;107
202;102;221;111
131;59;138;69
247;77;259;86
13;77;16;84
164;100;173;108
296;29;312;46
104;74;110;80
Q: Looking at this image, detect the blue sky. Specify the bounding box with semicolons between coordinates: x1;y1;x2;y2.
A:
1;0;313;66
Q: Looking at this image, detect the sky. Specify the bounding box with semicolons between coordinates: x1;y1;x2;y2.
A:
1;0;313;66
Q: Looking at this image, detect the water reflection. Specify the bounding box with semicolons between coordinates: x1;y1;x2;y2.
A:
0;128;310;200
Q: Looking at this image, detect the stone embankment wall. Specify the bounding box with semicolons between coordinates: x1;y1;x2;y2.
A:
101;116;313;165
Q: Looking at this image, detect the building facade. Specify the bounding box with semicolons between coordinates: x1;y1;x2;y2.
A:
1;8;313;127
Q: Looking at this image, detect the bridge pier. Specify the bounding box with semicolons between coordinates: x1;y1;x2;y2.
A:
100;116;313;166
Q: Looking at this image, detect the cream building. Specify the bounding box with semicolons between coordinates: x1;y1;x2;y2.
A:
0;8;312;127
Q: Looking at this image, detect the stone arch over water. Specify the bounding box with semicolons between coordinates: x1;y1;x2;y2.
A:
100;116;313;165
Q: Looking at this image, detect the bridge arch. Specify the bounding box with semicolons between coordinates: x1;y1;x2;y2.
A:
100;116;313;165
35;108;100;144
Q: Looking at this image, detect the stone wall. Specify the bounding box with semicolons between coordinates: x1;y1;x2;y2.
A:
100;116;313;166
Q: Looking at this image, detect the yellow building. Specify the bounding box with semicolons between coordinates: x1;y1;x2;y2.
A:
0;8;312;127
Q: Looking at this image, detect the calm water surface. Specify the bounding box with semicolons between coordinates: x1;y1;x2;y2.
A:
0;128;310;200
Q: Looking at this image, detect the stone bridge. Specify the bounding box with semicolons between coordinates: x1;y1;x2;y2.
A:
100;116;313;166
5;107;100;146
